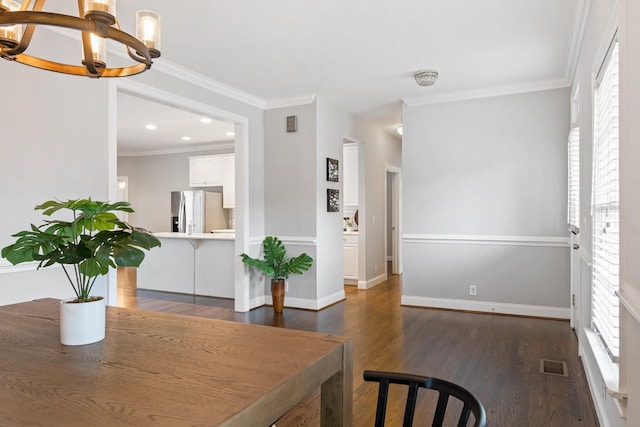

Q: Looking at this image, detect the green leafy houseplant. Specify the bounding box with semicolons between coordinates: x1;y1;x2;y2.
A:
240;236;313;281
1;198;161;302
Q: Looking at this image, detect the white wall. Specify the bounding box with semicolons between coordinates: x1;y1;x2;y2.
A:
0;34;111;305
401;88;570;316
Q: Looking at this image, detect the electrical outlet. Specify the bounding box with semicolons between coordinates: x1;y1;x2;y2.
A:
469;285;477;296
374;264;378;274
286;282;289;292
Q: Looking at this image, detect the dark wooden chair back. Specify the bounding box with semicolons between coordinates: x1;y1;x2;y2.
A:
363;370;487;427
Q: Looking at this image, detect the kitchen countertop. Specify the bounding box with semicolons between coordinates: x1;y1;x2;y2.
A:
154;232;235;240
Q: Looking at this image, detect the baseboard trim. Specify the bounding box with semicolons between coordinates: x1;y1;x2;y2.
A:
276;290;346;311
400;295;570;319
359;274;386;290
249;295;266;310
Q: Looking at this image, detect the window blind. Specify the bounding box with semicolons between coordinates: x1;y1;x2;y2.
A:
568;127;580;229
592;40;620;360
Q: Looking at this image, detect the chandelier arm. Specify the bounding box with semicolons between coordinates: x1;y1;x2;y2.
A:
11;53;149;77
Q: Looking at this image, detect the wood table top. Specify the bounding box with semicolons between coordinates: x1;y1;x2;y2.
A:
0;298;352;426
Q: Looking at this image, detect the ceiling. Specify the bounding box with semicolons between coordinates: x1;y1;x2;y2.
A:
114;0;586;152
117;93;235;156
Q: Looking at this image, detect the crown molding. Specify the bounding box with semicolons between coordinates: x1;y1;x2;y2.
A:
264;95;317;110
402;78;570;107
40;26;267;110
119;141;235;157
152;61;267;109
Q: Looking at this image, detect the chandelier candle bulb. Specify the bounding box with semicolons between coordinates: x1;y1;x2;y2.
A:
84;0;115;25
0;25;16;41
136;10;161;53
85;0;114;14
0;1;21;47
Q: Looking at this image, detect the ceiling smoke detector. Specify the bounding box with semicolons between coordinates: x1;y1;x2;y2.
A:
414;69;439;87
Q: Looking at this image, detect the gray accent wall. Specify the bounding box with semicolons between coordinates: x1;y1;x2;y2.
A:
263;100;354;306
402;88;570;311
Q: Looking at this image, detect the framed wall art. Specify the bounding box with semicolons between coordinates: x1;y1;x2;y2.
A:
327;189;340;212
326;158;339;182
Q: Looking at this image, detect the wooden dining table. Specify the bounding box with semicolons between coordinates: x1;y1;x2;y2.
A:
0;298;353;426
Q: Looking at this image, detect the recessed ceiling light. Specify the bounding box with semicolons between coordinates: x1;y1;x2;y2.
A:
200;118;212;124
145;124;157;130
181;136;191;141
225;131;235;137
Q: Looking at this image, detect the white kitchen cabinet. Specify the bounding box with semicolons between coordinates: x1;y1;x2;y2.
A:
344;233;358;283
221;154;235;208
343;143;358;206
189;155;224;187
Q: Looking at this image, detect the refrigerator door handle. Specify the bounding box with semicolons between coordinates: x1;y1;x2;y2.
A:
178;192;186;233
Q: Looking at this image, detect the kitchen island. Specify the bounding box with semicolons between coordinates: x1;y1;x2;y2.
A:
137;232;235;298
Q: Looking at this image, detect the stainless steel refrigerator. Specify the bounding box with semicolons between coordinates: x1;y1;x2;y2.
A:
171;190;228;233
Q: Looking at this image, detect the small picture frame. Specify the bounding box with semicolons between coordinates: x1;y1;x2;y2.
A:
327;189;340;212
326;158;339;182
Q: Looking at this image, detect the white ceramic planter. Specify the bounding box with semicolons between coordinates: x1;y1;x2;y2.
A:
59;297;106;346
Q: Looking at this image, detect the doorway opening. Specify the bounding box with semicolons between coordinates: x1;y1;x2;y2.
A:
385;167;402;276
108;79;252;312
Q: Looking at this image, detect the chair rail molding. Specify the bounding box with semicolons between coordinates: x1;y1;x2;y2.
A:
403;234;569;248
0;260;61;275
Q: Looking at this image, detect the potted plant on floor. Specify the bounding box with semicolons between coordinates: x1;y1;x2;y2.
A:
1;198;161;345
241;236;313;313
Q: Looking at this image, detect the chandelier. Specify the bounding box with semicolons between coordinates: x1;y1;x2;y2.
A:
0;0;161;78
414;69;438;87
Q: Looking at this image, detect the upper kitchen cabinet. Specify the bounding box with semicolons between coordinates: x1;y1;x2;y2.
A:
189;155;223;187
189;154;235;208
221;154;235;209
343;143;359;206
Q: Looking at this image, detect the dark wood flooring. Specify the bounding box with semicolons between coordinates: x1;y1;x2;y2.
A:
117;268;598;427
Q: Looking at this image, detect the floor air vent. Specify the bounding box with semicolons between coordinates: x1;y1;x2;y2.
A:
539;359;568;377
